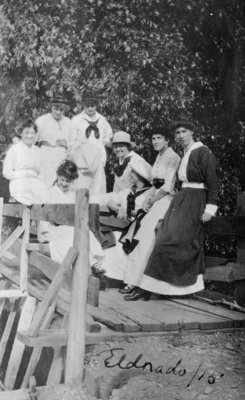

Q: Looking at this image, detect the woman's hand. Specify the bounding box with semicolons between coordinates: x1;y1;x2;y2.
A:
117;206;127;220
142;196;154;212
201;212;213;223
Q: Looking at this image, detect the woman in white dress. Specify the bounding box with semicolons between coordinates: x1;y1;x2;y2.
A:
97;157;153;282
3;119;49;205
43;160;104;268
109;131;146;192
122;127;180;300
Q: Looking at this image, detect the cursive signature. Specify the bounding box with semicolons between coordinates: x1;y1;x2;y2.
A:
99;347;224;388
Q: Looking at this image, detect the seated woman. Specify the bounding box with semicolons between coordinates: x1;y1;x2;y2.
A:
109;131;146;192
137;116;219;300
122;126;180;299
40;160;104;272
93;158;152;282
3;119;49;205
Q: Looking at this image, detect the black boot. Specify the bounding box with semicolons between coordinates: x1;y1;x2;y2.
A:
124;288;151;301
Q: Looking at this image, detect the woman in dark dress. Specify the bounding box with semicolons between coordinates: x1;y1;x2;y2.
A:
134;116;218;300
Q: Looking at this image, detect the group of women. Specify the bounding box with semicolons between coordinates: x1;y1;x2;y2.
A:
2;109;219;301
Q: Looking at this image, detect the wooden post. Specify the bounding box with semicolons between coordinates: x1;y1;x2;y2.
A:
235;191;245;306
65;189;90;385
0;197;3;246
20;206;30;292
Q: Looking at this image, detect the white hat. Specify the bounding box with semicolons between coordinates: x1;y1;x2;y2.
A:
109;131;136;148
129;158;152;183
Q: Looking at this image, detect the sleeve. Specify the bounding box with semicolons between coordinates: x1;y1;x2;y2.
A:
199;146;219;213
102;117;113;144
2;146;27;180
161;154;180;194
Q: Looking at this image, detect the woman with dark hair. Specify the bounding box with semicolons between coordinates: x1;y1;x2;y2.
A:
43;159;104;267
3;119;49;205
122;127;180;299
137;116;219;299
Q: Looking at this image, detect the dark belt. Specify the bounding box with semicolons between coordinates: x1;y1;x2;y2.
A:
153;178;165;189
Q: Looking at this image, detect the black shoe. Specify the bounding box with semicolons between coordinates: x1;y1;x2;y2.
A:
118;285;134;294
124;289;151;301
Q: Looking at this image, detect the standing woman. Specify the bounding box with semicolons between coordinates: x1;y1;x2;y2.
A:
139;116;219;297
122;127;180;298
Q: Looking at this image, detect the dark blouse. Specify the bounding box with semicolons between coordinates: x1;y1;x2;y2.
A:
186;145;218;205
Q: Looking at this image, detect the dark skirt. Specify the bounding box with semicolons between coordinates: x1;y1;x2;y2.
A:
144;188;206;286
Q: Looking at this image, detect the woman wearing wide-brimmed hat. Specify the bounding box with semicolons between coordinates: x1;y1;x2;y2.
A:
109;131;146;192
138;116;219;299
96;157;153;281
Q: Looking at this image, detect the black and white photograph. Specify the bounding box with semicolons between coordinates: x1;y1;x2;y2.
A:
0;1;244;399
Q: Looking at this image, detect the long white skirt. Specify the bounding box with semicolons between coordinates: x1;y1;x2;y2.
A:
9;178;49;206
123;194;173;287
140;274;204;295
101;231;128;281
49;225;104;266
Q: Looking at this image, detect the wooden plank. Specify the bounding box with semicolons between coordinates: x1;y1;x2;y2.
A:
204;263;245;282
173;298;245;327
21;303;56;388
46;314;68;386
0;300;17;365
0;262;100;333
101;292;164;332
87;275;99;307
205;215;245;237
0;226;25;258
87;303;140;332
19;207;30;292
4;296;36;390
0;289;27;298
65;189;90;385
205;256;229;268
27;247;78;337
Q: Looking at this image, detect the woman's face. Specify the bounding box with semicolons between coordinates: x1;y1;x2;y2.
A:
129;169;139;185
152;134;169;152
113;143;130;159
21;126;37;147
175;127;194;148
84;105;97;118
51;104;65;121
57;176;72;192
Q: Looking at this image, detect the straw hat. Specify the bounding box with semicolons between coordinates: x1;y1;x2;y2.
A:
109;131;136;149
129;158;152;183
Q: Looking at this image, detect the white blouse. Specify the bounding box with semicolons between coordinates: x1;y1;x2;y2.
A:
36;113;73;146
151;147;180;194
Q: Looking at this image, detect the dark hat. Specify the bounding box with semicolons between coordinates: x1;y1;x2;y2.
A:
50;93;68;105
82;90;98;106
145;125;173;142
171;115;195;131
56;160;78;181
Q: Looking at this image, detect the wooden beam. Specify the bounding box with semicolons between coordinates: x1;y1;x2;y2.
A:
205;256;229;268
4;296;37;390
65;189;89;385
21;303;56;388
205;216;245;237
0;384;68;400
204;262;245;282
19;207;30;292
27;247;78;337
0;226;25;258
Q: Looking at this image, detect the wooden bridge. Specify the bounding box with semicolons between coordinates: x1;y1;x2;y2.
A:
0;191;244;398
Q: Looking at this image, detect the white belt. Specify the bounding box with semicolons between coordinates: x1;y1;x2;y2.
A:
182;182;206;189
